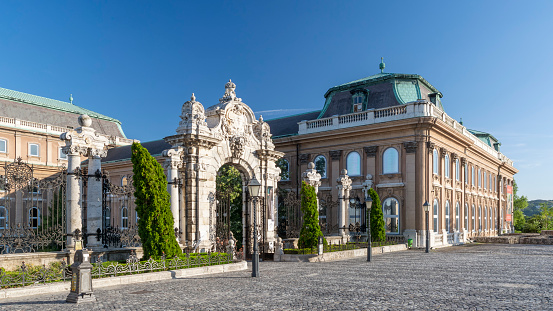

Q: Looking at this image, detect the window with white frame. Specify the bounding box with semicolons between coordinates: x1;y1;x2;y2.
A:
383;198;400;234
0;139;6;153
471;205;475;231
433;149;439;175
433;199;439;233
445;201;451;233
314;155;327;178
455;158;460;181
464;203;468;230
59;147;67;160
382;148;399;174
455;202;460;232
121;206;129;229
346;152;361;176
0;206;7;229
444;154;450;178
29;207;40;229
29;143;39;157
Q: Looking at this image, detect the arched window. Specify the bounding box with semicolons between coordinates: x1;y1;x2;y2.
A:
276;159;290;181
103;207;111;228
382;198;400;234
445;201;450;233
455;202;460;232
121;176;128;187
455;158;460;181
0;206;7;229
444;154;450;178
464;203;468;230
346;152;361;176
472;166;475;185
382;148;399;174
29;207;40;229
478;169;481;187
314;155;327;178
433;149;439;175
135;211;140;225
433;199;439;233
471;205;475;231
121;206;129;229
464;163;468;184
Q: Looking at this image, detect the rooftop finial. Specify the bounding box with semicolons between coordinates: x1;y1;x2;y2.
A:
69;94;73;104
191;93;196;102
379;57;385;73
460;118;463;125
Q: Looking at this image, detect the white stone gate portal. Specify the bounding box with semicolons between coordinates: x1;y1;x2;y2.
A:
163;80;283;252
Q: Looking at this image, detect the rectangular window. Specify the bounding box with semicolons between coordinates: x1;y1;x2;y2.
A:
59;147;67;160
0;139;6;153
29;143;39;157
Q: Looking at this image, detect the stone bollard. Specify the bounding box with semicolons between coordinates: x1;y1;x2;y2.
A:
318;236;324;255
66;249;97;303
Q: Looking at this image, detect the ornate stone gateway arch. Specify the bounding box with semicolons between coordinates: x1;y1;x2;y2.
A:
163;80;283;253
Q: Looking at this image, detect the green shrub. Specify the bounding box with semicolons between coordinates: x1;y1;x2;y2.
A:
131;142;181;260
298;181;327;249
368;188;386;242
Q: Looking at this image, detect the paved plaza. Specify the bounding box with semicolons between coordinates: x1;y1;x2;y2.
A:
1;243;552;310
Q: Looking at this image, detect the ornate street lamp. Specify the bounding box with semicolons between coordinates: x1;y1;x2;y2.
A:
365;195;373;262
423;201;430;253
247;176;261;278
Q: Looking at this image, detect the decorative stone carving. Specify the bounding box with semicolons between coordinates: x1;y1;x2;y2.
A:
403;141;417;153
60;114;110;158
461;157;467;166
427;141;435;152
452;153;459;160
302;162;322;189
299;153;310;164
441;147;447;157
329;150;342;161
362;174;373;198
336;169;352;196
230;136;246;158
363;146;378;157
177;94;209;135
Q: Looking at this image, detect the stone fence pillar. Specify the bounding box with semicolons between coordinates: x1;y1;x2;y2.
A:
336;169;352;239
163;147;184;241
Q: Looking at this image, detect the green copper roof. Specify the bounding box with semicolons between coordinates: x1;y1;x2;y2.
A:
324;73;442;99
0;86;121;124
468;129;500;150
393;80;421;104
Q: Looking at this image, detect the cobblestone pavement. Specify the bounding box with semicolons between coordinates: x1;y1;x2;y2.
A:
2;244;553;310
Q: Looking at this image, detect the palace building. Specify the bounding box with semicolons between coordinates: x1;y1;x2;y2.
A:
266;61;518;248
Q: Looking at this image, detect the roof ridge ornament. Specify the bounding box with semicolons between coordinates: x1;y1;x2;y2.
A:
220;79;241;103
379;57;385;73
69;94;73;104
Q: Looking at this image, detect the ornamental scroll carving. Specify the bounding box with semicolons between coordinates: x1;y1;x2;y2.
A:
364;146;378;157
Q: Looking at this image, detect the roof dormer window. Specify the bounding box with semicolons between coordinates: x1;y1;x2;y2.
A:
351;90;367;113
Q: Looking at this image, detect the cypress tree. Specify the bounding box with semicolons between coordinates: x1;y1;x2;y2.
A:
298;181;327;249
368;188;386;242
131;142;180;259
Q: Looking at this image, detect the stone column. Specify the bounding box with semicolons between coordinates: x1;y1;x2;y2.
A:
61;114;110;251
336;169;352;239
302;162;321;194
163;147;183;239
86;154;103;249
65;152;82;249
403;141;418;246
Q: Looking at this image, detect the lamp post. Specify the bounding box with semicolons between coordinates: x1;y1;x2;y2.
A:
423;201;430;253
247;176;261;278
365;195;373;262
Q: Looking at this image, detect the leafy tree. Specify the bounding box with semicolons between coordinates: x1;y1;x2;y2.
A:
275;158;289;181
538;202;553;230
368;188;385;242
131;142;180;259
298;181;326;249
513;181;528;231
216;164;243;249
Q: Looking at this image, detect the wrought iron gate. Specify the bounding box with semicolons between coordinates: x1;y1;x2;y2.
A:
318;192;339;235
0;158;67;253
98;171;141;248
276;189;301;239
244;192;266;259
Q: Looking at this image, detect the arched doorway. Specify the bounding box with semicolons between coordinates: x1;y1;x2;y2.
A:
163;80;283;254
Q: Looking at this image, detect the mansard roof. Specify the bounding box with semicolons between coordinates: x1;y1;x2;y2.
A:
102;139;171;163
265;110;321;138
0;86;126;138
468;129;501;151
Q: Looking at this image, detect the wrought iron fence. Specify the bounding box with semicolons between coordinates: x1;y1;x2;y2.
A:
283;239;405;255
0;250;237;289
277;189;301;239
96;225;141;248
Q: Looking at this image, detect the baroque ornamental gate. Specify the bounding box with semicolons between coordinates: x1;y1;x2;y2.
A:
0;158;67;253
277;189;301;239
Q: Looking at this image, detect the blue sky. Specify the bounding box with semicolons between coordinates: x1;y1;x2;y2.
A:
1;1;551;200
